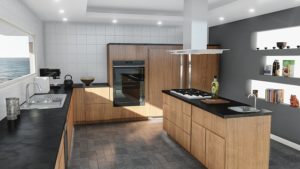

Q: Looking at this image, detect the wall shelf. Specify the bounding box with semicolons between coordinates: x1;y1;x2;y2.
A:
257;75;300;86
257;98;299;111
255;48;300;56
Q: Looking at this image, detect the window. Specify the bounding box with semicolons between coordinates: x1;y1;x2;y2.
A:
0;19;35;84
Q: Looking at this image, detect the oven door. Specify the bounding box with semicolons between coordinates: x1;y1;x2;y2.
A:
113;64;145;107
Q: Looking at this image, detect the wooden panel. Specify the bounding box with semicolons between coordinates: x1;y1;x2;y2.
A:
206;130;226;169
175;99;183;129
183;132;191;152
175;126;184;146
182;102;191;117
225;116;271;169
168;120;176;139
54;134;65;169
163;103;170;120
85;104;105;122
191;122;206;164
191;46;220;92
73;88;85;124
183;114;191;134
192;106;226;137
148;47;182;117
67;94;74;158
84;87;110;104
163;118;169;132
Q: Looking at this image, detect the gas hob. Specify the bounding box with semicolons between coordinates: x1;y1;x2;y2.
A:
170;89;212;99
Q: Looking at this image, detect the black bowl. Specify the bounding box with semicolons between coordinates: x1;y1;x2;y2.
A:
277;42;287;49
80;77;95;86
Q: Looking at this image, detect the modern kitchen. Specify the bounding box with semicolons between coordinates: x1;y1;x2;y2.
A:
0;0;300;169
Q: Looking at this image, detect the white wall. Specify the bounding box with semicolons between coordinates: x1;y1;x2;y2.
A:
44;22;183;83
0;0;44;120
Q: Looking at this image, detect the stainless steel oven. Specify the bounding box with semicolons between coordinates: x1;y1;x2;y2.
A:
113;61;145;107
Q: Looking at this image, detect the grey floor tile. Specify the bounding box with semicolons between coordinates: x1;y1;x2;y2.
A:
69;119;300;169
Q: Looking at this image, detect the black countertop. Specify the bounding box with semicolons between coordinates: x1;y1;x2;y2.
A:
72;83;109;88
162;90;272;118
0;87;72;169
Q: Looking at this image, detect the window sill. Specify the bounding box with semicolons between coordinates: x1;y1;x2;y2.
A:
0;73;37;89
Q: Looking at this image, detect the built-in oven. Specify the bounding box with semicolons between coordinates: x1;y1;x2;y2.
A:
113;60;145;107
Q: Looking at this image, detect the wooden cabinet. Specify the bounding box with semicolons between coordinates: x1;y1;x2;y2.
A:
84;88;110;104
163;94;192;152
191;122;206;163
148;48;182;117
163;94;271;169
73;88;85;124
206;130;225;169
67;94;74;158
54;133;65;169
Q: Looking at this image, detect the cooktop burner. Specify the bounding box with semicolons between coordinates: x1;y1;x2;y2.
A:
170;89;212;99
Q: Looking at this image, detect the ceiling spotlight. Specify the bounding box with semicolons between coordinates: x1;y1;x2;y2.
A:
59;9;65;14
219;17;225;21
157;21;163;25
62;17;68;22
249;8;255;13
54;0;60;2
112;19;118;24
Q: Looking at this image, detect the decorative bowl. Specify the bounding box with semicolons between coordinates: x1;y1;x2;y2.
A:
276;42;287;49
80;77;95;86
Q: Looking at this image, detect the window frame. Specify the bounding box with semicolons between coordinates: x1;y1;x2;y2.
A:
0;18;37;89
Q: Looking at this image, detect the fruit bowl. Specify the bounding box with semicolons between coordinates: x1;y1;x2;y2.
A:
80;77;95;86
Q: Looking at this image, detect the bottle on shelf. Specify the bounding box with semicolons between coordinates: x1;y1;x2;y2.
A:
272;60;280;76
211;76;219;99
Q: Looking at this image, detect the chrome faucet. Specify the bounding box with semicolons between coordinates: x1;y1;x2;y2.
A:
26;82;41;104
248;93;257;108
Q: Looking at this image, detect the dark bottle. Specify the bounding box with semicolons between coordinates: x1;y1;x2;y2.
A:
272;60;280;76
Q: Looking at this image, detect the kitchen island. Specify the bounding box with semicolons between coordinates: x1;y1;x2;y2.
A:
162;90;272;169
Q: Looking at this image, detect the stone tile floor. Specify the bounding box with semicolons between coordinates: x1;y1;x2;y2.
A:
69;118;300;169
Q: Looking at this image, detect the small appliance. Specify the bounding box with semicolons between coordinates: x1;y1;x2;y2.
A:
40;68;61;88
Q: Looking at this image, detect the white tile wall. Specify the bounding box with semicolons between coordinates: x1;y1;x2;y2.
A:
0;0;44;120
45;23;183;83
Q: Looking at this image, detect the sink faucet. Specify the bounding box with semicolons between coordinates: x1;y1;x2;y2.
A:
26;82;41;103
248;93;257;108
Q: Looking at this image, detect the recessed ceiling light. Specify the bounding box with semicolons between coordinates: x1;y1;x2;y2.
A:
249;8;255;13
59;9;65;14
219;17;225;21
157;21;163;26
62;18;68;22
54;0;60;2
112;19;118;24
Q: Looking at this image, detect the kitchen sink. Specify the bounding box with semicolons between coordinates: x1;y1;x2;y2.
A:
228;106;260;113
20;94;67;110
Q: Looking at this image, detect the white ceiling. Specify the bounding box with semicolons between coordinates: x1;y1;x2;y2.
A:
21;0;300;26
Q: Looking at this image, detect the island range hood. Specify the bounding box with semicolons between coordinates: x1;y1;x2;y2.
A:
173;0;229;88
172;0;229;55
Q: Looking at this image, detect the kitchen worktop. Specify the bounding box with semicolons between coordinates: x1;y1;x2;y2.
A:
162;90;272;118
0;87;72;169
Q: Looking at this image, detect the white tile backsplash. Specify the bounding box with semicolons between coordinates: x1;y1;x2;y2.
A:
45;22;183;83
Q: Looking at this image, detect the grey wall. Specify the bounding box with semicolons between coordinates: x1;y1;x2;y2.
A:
209;7;300;144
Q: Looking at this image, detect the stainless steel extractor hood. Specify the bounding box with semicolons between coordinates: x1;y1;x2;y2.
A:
172;0;229;88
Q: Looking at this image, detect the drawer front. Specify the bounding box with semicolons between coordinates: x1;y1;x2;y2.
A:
85;87;110;104
183;114;191;134
182;102;191;117
192;106;226;137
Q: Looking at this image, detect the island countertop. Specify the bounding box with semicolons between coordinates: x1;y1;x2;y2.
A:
0;87;72;169
162;90;271;118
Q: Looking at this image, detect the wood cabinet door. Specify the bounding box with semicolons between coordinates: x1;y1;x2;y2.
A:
206;130;225;169
191;122;206;164
55;134;65;169
183;114;191;134
73;88;85;124
85;87;110;104
85;104;105;122
148;49;181;117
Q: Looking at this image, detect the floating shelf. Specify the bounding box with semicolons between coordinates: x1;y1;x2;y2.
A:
257;75;300;86
257;98;299;110
255;48;300;56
